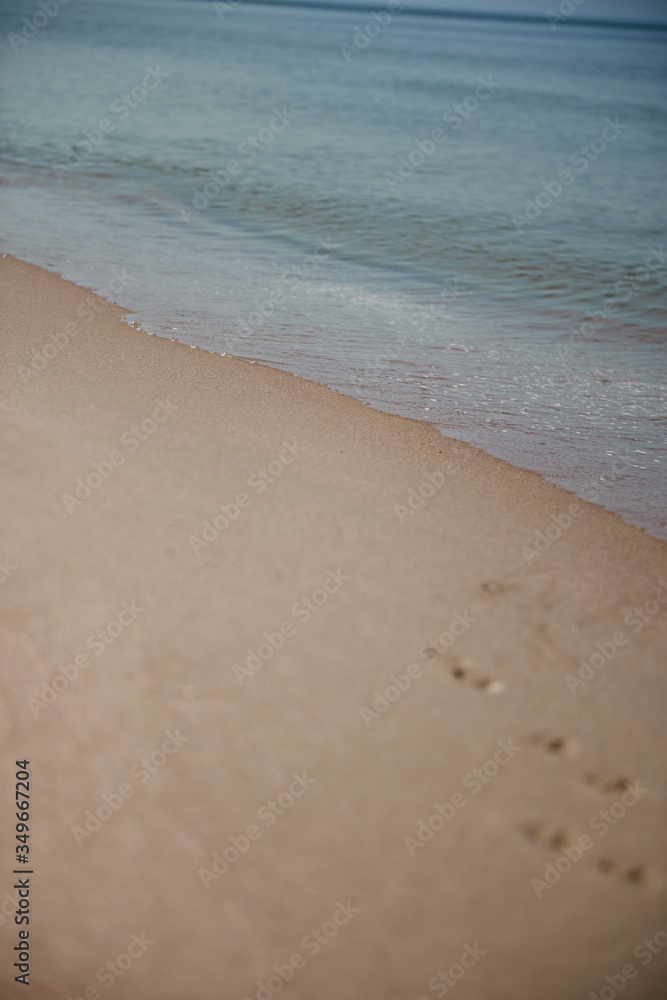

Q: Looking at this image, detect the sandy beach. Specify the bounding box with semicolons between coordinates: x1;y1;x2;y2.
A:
1;254;666;999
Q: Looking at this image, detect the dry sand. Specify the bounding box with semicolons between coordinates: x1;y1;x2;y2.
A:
0;254;666;999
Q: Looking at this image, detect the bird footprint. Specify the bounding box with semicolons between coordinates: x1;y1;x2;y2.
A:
529;731;575;756
424;652;505;693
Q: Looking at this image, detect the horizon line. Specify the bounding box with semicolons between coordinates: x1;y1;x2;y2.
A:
200;0;667;33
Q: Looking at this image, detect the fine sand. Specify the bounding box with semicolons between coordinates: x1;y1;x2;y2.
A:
1;254;666;1000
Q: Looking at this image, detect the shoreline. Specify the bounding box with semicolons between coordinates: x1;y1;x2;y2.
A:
6;249;664;543
1;254;666;998
7;224;666;546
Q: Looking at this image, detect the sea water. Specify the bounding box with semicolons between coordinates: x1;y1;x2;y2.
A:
1;0;665;535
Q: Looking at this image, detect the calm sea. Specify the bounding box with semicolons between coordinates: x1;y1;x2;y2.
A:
1;0;666;536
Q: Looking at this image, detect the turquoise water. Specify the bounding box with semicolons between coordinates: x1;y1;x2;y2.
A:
1;0;666;536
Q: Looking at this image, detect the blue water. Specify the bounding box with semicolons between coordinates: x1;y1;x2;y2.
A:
1;0;666;536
